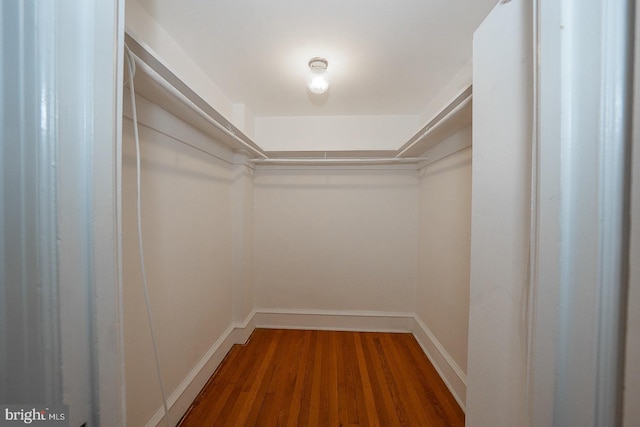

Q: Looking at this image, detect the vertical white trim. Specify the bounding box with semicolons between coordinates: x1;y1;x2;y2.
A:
529;0;633;425
527;2;562;425
53;0;126;423
1;0;63;404
595;1;633;423
91;0;126;425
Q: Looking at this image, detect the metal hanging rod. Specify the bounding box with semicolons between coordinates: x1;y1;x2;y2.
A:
248;157;430;165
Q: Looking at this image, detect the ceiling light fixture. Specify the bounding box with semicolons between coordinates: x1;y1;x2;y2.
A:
306;57;329;94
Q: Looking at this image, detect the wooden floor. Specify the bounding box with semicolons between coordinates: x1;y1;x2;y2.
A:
179;329;464;426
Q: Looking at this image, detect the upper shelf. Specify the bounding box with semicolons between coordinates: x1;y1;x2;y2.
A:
125;34;267;159
124;32;472;164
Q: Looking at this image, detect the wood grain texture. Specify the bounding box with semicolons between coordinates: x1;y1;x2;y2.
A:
179;329;464;426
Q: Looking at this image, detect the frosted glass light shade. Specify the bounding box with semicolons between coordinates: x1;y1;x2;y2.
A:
306;58;329;94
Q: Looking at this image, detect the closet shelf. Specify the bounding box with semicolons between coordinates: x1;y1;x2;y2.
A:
125;32;471;165
124;33;267;159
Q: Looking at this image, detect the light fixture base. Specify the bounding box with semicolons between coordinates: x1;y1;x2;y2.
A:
308;57;328;69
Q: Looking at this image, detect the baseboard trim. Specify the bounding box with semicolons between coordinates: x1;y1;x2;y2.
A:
145;309;466;425
252;308;415;332
145;311;257;427
411;315;467;411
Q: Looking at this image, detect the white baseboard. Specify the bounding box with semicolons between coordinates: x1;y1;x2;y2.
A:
145;312;257;427
411;315;467;411
146;309;466;426
252;308;415;332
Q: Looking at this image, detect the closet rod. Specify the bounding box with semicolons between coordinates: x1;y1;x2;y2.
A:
126;48;268;159
396;93;472;158
248;157;429;165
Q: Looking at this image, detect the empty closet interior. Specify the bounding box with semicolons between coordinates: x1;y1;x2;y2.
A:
121;0;532;425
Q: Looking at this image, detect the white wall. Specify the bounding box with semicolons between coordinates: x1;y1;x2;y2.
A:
120;84;474;426
416;127;472;402
253;167;419;314
122;95;238;426
255;114;418;152
466;1;532;426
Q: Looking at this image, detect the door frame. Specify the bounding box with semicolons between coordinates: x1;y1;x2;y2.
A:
528;0;634;425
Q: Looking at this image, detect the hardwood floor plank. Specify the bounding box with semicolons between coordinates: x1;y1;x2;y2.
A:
397;334;463;426
307;330;324;425
364;333;404;426
353;333;381;427
232;330;280;426
178;329;465;427
345;332;368;426
284;330;312;427
336;332;359;425
318;331;331;426
294;330;317;426
379;333;444;426
213;337;268;425
242;360;277;425
328;330;340;424
372;336;412;426
263;329;297;424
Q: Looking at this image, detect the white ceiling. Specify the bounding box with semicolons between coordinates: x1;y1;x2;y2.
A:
134;0;496;118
